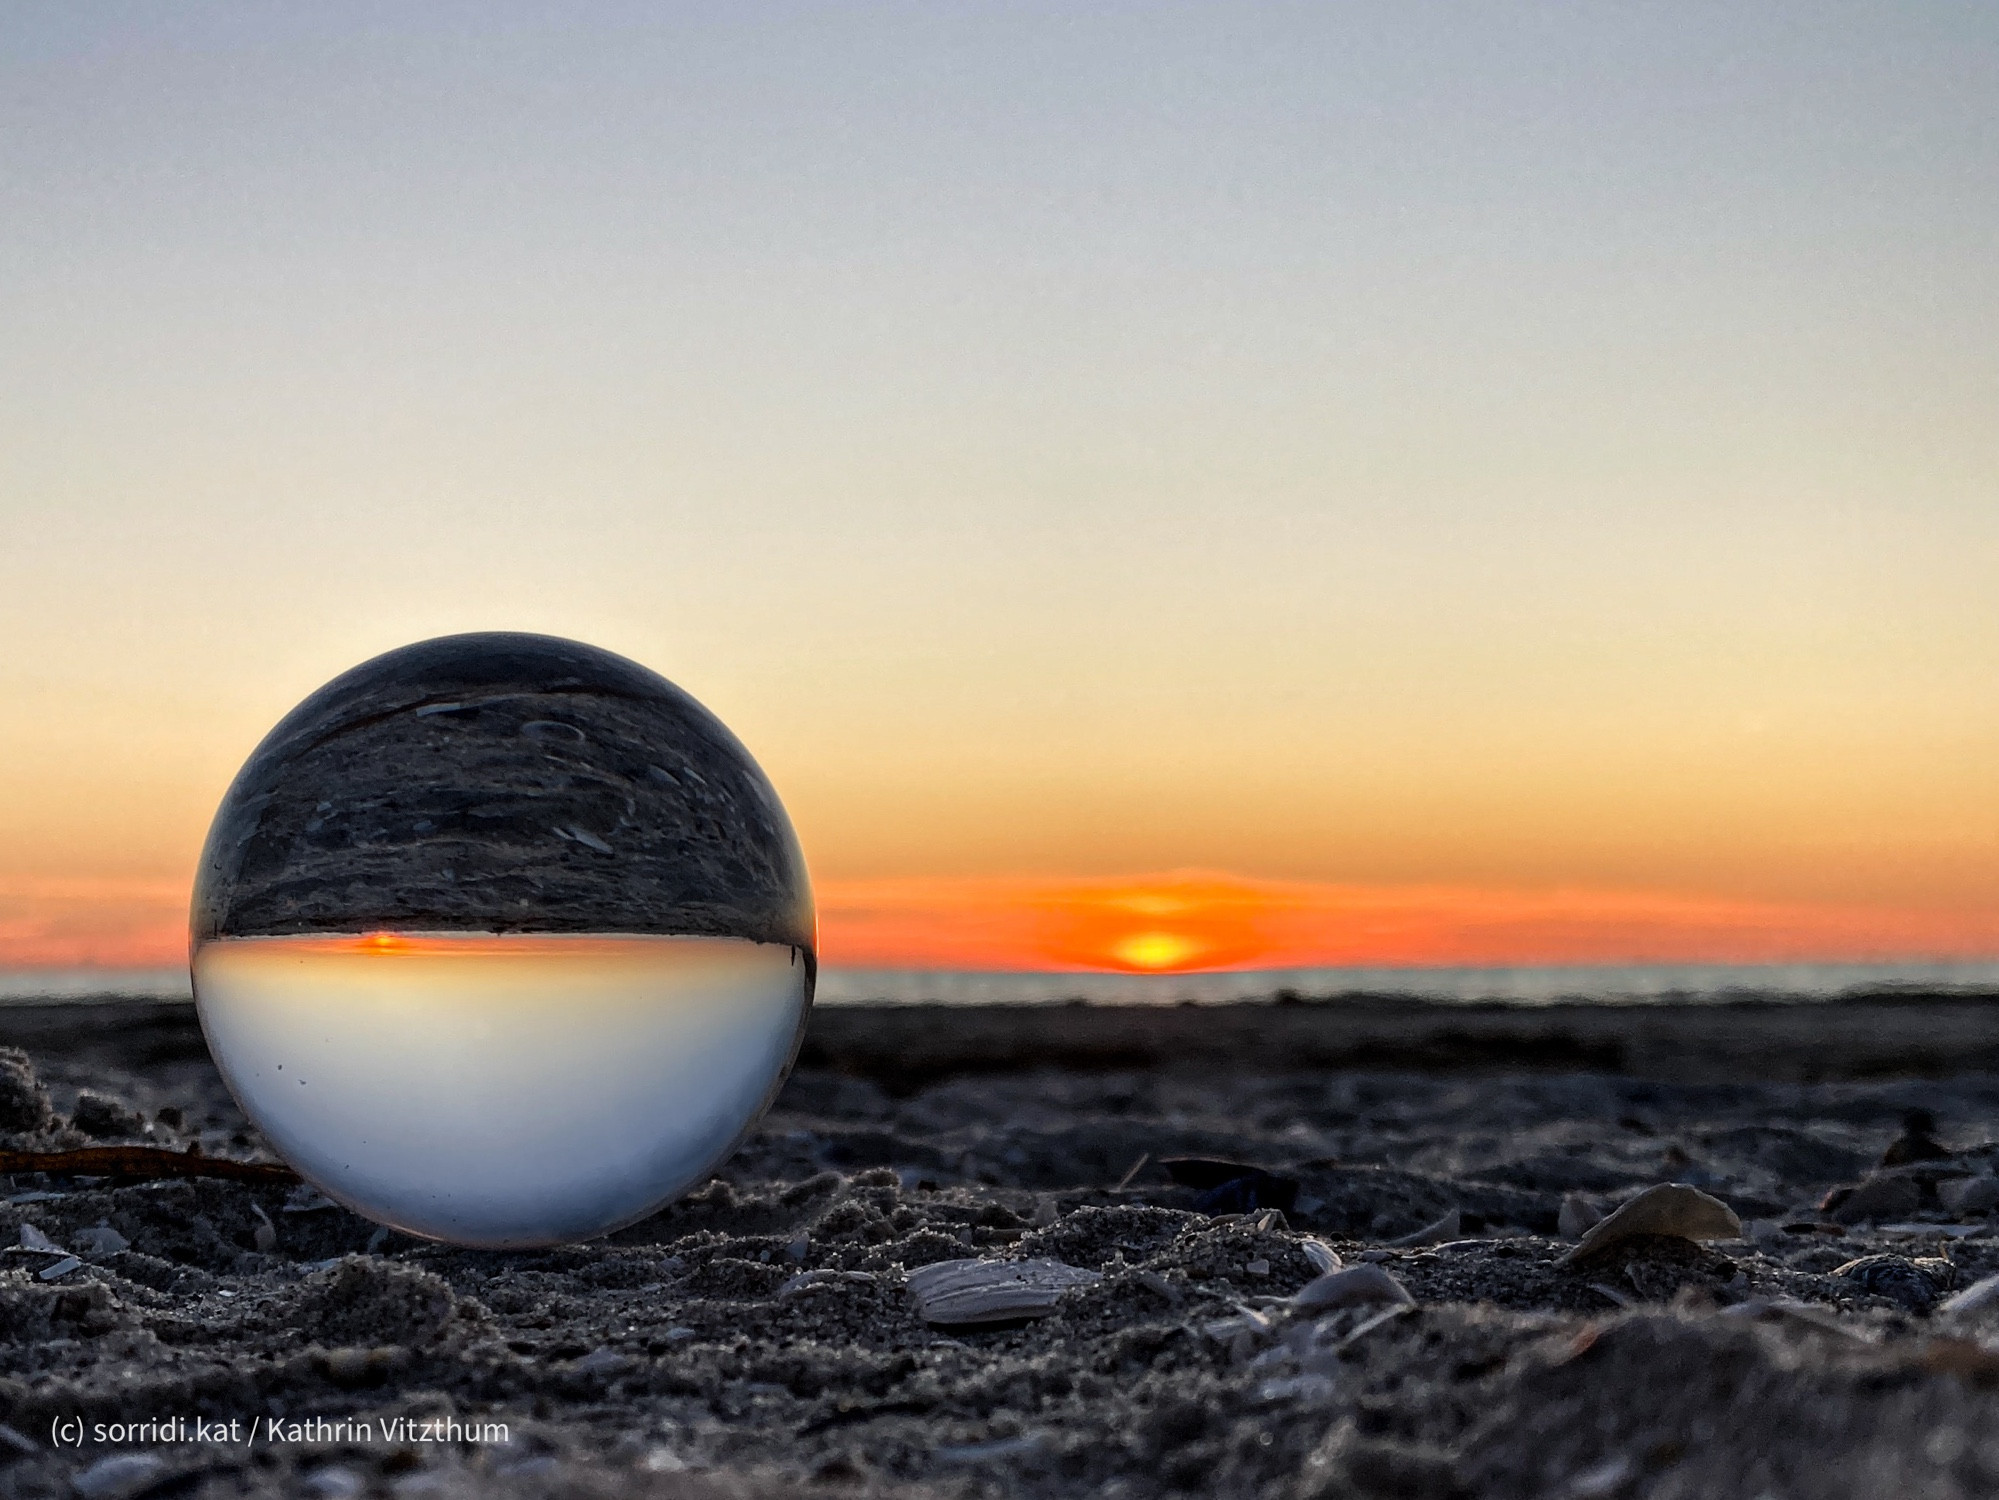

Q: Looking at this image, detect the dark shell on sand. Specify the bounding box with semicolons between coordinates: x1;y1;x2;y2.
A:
192;632;813;950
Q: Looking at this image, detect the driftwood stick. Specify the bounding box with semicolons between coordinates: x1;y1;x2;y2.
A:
0;1146;298;1186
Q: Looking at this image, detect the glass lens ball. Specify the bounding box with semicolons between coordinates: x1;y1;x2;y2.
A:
189;632;814;1247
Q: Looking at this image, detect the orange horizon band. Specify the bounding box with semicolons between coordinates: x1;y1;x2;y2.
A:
7;870;1999;973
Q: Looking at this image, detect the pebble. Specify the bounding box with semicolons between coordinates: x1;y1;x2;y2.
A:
569;1347;634;1376
72;1454;167;1500
301;1468;366;1499
1830;1254;1951;1314
1558;1183;1741;1266
1825;1174;1922;1226
36;1256;81;1282
17;1223;59;1253
907;1258;1102;1326
1939;1175;1999;1216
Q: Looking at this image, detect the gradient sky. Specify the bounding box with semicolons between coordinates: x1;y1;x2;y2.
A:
3;4;1997;970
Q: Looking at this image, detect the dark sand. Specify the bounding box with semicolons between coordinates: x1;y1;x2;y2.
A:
1;995;1998;1498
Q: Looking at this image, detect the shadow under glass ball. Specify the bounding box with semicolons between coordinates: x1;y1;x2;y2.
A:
189;632;815;1248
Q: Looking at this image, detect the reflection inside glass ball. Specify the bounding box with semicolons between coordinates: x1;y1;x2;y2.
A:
194;934;807;1246
189;633;814;1248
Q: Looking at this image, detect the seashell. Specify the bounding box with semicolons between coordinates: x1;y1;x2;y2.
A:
906;1258;1101;1326
16;1224;59;1253
70;1224;129;1257
1300;1239;1343;1275
1558;1194;1604;1240
1941;1272;1999;1319
1558;1184;1740;1266
1386;1209;1460;1248
1291;1263;1414;1313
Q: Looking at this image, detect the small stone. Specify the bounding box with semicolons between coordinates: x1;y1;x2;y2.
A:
0;1049;51;1134
1245;1258;1271;1277
301;1468;366;1499
1880;1110;1953;1166
1291;1263;1414;1313
73;1454;167;1500
1831;1254;1949;1313
1940;1176;1999;1216
317;1345;404;1388
18;1223;60;1253
1559;1184;1741;1266
785;1234;810;1261
70;1092;145;1139
1825;1175;1923;1226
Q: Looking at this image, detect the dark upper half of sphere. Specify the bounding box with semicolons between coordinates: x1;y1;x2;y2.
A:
193;633;813;949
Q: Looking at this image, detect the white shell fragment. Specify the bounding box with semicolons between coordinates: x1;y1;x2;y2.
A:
1290;1263;1415;1313
907;1258;1102;1326
70;1225;129;1257
1558;1193;1604;1239
1941;1272;1999;1319
1558;1183;1742;1266
1299;1239;1343;1275
1386;1209;1461;1248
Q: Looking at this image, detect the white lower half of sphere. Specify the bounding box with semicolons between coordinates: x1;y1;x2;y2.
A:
191;933;810;1247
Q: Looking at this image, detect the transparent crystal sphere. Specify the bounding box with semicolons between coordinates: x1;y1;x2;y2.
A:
189;633;814;1247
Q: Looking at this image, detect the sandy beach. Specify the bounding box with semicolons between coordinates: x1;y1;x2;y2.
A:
1;996;1997;1498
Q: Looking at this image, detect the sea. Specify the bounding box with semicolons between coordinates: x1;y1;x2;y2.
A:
5;960;1999;1007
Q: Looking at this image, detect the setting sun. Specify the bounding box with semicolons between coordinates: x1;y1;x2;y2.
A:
1110;931;1204;971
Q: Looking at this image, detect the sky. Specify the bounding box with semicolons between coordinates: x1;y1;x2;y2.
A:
3;4;1997;972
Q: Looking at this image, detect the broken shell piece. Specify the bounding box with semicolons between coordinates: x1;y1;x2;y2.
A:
17;1224;59;1253
1291;1263;1414;1313
1558;1194;1604;1240
906;1258;1101;1326
1300;1239;1343;1275
70;1224;129;1257
1940;1272;1999;1319
1386;1209;1460;1248
1558;1184;1741;1266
